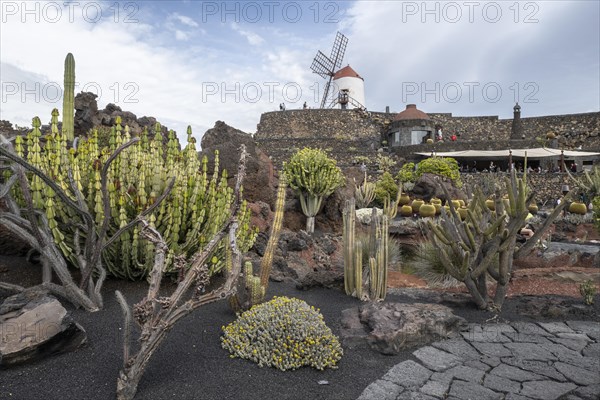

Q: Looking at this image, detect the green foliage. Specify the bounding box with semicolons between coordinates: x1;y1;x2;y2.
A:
283;148;344;233
568;165;600;200
579;279;596;305
396;162;415;184
13;113;257;280
415;157;462;187
62;53;75;142
221;296;343;371
425;166;559;310
352;155;370;165
354;171;376;208
407;240;480;288
374;171;398;205
376;154;395;172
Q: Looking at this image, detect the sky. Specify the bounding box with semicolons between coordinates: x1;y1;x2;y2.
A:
1;0;599;145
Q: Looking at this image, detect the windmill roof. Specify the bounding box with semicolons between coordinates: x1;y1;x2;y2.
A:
333;65;363;80
394;104;430;120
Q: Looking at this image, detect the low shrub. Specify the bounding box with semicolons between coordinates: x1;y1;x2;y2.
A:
221;297;343;371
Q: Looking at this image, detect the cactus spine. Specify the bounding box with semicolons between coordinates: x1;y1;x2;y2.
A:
342;198;388;301
62;53;75;142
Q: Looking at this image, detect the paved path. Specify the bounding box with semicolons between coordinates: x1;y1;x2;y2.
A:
357;321;600;400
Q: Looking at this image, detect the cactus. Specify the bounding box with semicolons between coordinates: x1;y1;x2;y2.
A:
62;53;75;142
342;198;388;301
11;113;257;280
426;166;567;310
115;146;250;400
383;184;402;219
567;165;600;198
283;148;344;234
354;171;375;208
229;174;287;312
579;279;596;305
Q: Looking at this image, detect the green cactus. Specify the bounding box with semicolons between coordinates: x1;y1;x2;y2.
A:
579;279;596;305
342;197;388;301
427;165;565;310
12;114;257;280
283;148;344;234
229;174;287;312
354;171;376;208
62;53;75;142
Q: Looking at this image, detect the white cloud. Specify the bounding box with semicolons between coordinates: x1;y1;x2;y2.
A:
1;0;597;147
171;13;198;28
175;30;189;41
231;23;265;46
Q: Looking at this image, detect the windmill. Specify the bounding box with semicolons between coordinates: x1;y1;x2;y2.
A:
310;31;348;108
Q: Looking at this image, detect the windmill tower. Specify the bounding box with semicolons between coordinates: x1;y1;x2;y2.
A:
310;32;348;108
332;65;365;110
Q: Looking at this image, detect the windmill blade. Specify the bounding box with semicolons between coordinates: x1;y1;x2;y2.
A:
310;51;335;78
330;32;348;70
320;76;333;108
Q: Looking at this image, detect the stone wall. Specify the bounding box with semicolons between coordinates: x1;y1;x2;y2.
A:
255;109;386;140
255;108;600;168
255;137;380;169
428;112;600;150
462;172;577;206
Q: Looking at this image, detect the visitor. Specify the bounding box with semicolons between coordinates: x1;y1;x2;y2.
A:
450;134;457;141
520;223;535;240
570;162;577;173
303;101;308;109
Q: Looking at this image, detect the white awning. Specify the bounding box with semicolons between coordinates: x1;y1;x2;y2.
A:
415;148;600;159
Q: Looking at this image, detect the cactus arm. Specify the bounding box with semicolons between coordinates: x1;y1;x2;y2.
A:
62;53;75;142
342;199;356;295
259;174;286;287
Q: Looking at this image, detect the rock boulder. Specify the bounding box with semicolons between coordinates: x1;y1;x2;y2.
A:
200;121;276;206
411;173;467;203
0;290;87;366
340;302;467;355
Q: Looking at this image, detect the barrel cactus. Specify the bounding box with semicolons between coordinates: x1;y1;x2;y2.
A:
221;296;343;371
283;148;344;234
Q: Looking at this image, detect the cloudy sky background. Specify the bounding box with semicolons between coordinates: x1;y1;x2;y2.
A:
1;0;598;144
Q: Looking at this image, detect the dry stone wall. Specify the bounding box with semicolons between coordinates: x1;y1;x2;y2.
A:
255;109;599;168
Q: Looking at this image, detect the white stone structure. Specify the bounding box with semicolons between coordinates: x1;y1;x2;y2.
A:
332;65;366;109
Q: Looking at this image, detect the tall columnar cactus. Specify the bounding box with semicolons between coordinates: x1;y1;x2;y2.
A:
342;198;388;301
283;148;344;234
427;166;566;310
62;53;75;142
229;174;287;312
11;113;257;280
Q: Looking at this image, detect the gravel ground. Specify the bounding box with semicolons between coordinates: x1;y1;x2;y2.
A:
1;255;598;400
